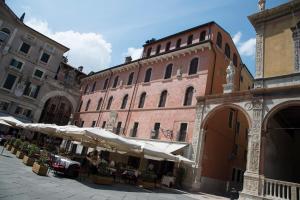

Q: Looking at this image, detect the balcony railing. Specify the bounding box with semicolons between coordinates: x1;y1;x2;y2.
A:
263;178;300;200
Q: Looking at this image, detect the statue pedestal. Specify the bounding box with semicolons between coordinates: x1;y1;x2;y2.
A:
223;83;234;93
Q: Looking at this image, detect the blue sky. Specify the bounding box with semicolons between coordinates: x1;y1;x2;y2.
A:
7;0;287;75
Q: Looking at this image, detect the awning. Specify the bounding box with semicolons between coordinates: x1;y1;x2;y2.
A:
0;119;12;127
127;138;188;153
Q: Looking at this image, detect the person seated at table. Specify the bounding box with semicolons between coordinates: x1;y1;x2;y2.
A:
86;149;99;175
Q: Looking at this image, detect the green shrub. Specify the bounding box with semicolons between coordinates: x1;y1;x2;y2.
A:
13;139;22;149
37;153;48;166
28;144;40;158
20;141;29;152
97;161;111;177
8;138;15;145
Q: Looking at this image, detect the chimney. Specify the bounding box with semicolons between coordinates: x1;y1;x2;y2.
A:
20;12;25;22
78;66;83;72
125;56;132;63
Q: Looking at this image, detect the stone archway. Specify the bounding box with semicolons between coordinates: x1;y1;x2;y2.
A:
198;104;251;196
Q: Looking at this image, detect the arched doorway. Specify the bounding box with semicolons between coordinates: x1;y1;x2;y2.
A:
263;104;300;185
200;105;250;196
39;96;73;125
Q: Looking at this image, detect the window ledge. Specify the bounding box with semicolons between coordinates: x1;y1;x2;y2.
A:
124;85;133;89
186;74;199;79
110;88;117;91
162;79;173;83
142;82;151;86
22;95;36;100
0;87;12;93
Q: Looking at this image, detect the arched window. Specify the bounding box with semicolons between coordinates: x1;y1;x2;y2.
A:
112;76;119;88
233;53;238;67
85;99;91;111
225;43;231;58
158;90;167;107
144;68;152;83
187;34;193;45
217;32;222;48
78;101;83;112
146;47;152;57
138;92;146;108
0;28;10;42
176;38;181;48
127;72;134;85
96;98;103;110
106;96;113;110
200;31;206;41
165;42;171;52
156;44;161;54
1;28;10;35
84;84;89;94
164;64;173;79
91;81;96;92
121;94;128;109
103;78;109;90
184;87;194;106
188;58;199;75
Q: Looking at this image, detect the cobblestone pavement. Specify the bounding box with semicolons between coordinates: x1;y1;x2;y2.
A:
0;147;227;200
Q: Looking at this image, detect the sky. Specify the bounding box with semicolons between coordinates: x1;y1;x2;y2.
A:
7;0;287;75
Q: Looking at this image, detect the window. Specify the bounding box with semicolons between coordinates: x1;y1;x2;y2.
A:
156;45;161;54
164;64;173;79
20;42;31;54
152;123;160;139
233;53;238;67
33;69;44;79
184;86;194;106
115;121;122;135
178;123;187;141
3;74;17;90
188;58;198;75
85;99;91;111
91;82;96;92
103;78;109;90
0;101;9;111
236;122;240;135
81;146;88;156
112;76;119;88
176;38;181;48
127;72;134;85
0;28;10;42
91;121;96;127
15;106;32;118
102;121;106;128
10;58;23;70
106;96;113;110
165;42;171;52
78;101;83;112
245;128;248;140
144;68;152;83
84;84;89;94
131;122;139;137
146;47;152;57
240;75;244;82
216;32;222;48
187;34;193;45
225;43;231;58
200;31;206;41
80;121;84;127
96;98;102;111
228;110;234;128
23;82;40;98
138;92;146;108
120;94;128;109
40;52;50;63
158;90;167;107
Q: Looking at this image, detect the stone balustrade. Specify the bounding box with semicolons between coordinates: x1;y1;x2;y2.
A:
263;178;300;200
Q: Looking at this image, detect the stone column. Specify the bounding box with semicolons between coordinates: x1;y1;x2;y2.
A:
240;100;264;199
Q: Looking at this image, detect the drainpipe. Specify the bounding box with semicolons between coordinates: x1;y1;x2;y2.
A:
123;61;142;135
96;70;113;127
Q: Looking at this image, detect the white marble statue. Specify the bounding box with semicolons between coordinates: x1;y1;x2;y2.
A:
258;0;266;11
226;61;235;85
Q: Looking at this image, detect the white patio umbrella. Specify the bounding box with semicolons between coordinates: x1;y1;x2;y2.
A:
0;116;24;127
0;119;12;127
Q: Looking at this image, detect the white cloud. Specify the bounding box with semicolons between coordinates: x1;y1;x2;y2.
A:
25;18;112;73
123;47;143;61
232;31;242;45
233;31;256;57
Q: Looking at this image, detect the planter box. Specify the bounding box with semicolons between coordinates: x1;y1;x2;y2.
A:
6;145;12;151
23;155;35;166
11;147;17;154
16;151;24;159
139;180;156;189
91;175;114;185
32;162;48;176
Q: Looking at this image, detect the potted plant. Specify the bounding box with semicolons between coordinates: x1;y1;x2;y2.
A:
6;138;15;151
23;144;39;166
91;161;114;185
32;153;48;176
139;169;158;189
11;139;21;154
16;141;29;159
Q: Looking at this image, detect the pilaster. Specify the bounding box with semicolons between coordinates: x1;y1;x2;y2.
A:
255;25;264;80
